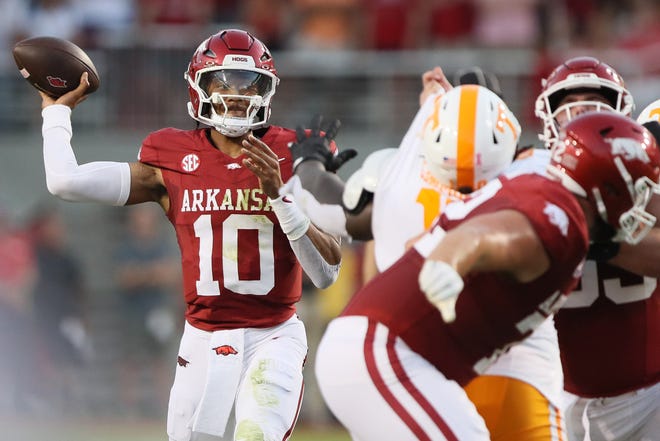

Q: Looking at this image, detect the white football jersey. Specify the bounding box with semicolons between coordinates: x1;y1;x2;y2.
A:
371;94;564;408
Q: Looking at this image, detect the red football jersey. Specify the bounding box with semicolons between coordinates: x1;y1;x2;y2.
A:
556;261;660;397
138;126;302;331
342;174;588;386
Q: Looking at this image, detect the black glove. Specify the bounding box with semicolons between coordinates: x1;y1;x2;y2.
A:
586;241;620;262
290;114;357;172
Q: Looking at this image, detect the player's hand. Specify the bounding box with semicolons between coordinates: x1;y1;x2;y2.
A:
242;134;284;199
290;114;357;173
420;67;452;107
418;259;463;323
40;72;90;110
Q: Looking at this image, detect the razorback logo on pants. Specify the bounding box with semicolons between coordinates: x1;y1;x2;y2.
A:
213;345;238;356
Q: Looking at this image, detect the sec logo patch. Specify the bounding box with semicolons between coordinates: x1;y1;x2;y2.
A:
181;153;200;172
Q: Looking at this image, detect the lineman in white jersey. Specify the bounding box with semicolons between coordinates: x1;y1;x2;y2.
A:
287;68;566;440
363;85;566;441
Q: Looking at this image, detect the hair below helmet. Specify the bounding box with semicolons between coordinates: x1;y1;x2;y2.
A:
535;56;634;148
422;85;521;193
547;112;660;244
185;29;279;137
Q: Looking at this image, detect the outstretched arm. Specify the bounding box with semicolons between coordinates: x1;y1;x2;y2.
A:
419;66;452;107
420;210;550;322
290;67;453;241
287;114;374;241
427;210;550;281
40;73;167;208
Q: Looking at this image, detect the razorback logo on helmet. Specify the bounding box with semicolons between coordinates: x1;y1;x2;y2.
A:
177;356;190;367
181;153;200;172
213;345;239;356
46;76;67;88
606;137;650;163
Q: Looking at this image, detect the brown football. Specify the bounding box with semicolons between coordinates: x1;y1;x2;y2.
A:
12;36;100;98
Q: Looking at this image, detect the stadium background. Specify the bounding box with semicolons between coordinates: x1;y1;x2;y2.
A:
1;1;659;440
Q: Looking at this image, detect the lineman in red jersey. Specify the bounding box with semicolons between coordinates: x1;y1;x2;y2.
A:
535;58;660;441
314;112;660;441
35;30;342;441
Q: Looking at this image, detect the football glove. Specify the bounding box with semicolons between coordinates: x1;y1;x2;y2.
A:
418;260;464;323
290;114;357;172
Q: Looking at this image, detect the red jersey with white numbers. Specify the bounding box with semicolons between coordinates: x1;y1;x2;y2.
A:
556;261;660;397
138;126;300;331
342;174;588;385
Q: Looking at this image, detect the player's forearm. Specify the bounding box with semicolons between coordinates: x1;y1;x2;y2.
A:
426;211;549;283
610;229;660;277
426;227;480;278
296;161;345;205
289;233;341;289
303;225;342;265
345;205;374;241
42;105;131;205
269;193;341;288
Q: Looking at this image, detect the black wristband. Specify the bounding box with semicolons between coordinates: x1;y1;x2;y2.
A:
586;241;621;262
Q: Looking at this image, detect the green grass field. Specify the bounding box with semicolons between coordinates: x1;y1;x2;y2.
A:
0;417;351;441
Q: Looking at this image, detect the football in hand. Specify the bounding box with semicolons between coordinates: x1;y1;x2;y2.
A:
12;36;100;98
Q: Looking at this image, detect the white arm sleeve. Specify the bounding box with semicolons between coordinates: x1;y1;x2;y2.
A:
289;235;341;289
42;105;131;205
269;193;340;288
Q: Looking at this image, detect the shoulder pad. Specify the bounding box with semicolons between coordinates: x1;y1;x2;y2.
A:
342;148;397;214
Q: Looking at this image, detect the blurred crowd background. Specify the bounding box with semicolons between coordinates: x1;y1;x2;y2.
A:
1;0;660;434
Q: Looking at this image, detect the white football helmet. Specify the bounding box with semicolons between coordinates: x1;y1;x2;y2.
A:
637;98;660;124
422;85;521;193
